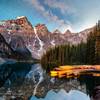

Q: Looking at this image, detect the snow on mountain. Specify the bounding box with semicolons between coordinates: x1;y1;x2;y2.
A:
51;40;55;46
34;27;44;55
16;16;26;19
0;16;94;59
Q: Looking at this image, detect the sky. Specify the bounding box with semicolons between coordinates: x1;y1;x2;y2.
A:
0;0;100;33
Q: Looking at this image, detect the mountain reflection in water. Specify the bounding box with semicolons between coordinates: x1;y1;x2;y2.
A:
0;62;100;100
50;65;100;97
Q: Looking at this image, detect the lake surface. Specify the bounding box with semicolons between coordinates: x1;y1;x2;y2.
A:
0;62;100;100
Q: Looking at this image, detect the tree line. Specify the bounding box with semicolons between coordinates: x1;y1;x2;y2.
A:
41;22;100;71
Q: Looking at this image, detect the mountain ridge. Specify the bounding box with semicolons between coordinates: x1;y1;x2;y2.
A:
0;16;94;59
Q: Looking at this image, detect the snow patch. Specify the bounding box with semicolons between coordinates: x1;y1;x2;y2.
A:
7;29;11;35
16;16;26;19
0;21;6;26
34;27;44;57
51;40;55;46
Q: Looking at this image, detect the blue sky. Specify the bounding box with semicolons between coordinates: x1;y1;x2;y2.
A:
0;0;100;32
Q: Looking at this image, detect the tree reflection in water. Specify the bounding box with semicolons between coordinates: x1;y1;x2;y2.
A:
78;74;100;99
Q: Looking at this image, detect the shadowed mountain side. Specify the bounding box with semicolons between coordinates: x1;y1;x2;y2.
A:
0;33;33;61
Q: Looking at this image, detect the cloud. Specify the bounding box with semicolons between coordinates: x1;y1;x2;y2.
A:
70;0;100;32
44;0;76;15
25;0;45;12
24;0;72;32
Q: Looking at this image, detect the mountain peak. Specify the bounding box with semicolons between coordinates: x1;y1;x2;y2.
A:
35;24;48;32
64;29;72;36
16;16;26;19
53;29;61;34
35;24;46;29
64;29;71;33
0;16;95;59
4;16;33;30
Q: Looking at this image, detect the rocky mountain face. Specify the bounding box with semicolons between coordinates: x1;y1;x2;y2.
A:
0;33;14;58
0;16;94;59
0;33;32;60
